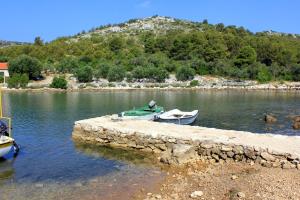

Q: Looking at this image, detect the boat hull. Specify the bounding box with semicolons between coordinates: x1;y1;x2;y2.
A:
0;142;13;158
0;136;14;158
156;111;199;125
121;112;160;121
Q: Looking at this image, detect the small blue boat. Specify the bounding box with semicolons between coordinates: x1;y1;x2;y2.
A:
155;109;198;125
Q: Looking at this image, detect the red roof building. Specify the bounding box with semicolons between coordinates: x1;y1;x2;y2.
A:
0;63;10;84
0;63;8;70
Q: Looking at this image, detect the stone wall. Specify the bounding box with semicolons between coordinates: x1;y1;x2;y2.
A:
72;118;300;170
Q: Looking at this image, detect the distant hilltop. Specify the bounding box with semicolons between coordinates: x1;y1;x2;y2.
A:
73;15;300;39
0;40;31;47
1;16;300;44
79;16;193;37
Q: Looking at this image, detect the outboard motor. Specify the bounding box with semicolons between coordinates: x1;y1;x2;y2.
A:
148;100;156;109
0;120;8;137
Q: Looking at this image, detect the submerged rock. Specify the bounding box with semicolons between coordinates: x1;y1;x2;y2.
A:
292;116;300;129
264;114;277;123
293;116;300;122
35;183;44;188
293;122;300;130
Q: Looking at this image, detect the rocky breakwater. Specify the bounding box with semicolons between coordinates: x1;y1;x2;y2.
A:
72;116;300;169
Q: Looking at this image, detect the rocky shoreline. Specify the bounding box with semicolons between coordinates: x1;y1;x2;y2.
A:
2;83;300;93
3;74;300;92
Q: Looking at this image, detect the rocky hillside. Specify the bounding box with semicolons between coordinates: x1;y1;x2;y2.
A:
76;16;201;38
74;15;300;39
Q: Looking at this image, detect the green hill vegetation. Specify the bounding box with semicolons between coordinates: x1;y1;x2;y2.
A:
1;16;300;84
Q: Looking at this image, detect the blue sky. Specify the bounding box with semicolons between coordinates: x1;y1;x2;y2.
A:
1;0;299;42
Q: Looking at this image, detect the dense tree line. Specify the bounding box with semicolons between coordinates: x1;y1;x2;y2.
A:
1;18;300;83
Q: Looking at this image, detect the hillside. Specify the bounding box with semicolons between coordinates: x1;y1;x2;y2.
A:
0;16;300;86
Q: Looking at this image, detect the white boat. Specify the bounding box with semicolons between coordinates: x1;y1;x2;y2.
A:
156;109;199;125
0;136;14;158
0;87;19;158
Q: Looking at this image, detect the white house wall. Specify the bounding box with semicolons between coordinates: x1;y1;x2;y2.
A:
0;70;9;77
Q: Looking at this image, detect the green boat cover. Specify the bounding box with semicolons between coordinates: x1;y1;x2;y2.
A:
123;106;164;116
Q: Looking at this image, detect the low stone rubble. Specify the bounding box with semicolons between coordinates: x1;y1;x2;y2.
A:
72;116;300;169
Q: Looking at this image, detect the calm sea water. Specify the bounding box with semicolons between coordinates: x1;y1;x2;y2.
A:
0;90;299;199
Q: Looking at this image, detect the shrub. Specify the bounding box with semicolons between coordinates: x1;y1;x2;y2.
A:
234;46;257;67
50;76;68;89
190;59;209;75
94;63;110;79
109;37;124;52
291;64;300;81
132;67;146;79
231;67;249;79
107;66;125;82
20;74;29;87
9;55;42;80
126;72;133;83
146;67;157;80
257;67;272;83
189;80;199;87
75;66;93;83
57;57;80;73
7;74;29;88
176;66;195;81
150;67;168;83
165;62;178;72
108;82;116;87
0;56;8;62
247;62;261;79
132;67;168;82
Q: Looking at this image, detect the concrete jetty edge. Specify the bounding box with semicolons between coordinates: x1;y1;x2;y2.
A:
72;116;300;169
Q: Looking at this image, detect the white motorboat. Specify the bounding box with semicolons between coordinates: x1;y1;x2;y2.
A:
156;109;199;125
0;136;14;158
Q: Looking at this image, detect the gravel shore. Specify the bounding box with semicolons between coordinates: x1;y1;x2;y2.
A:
139;161;300;200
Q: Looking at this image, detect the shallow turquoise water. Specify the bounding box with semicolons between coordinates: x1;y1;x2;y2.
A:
0;90;299;199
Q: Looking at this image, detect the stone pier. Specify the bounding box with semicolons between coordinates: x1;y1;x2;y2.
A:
72;116;300;169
